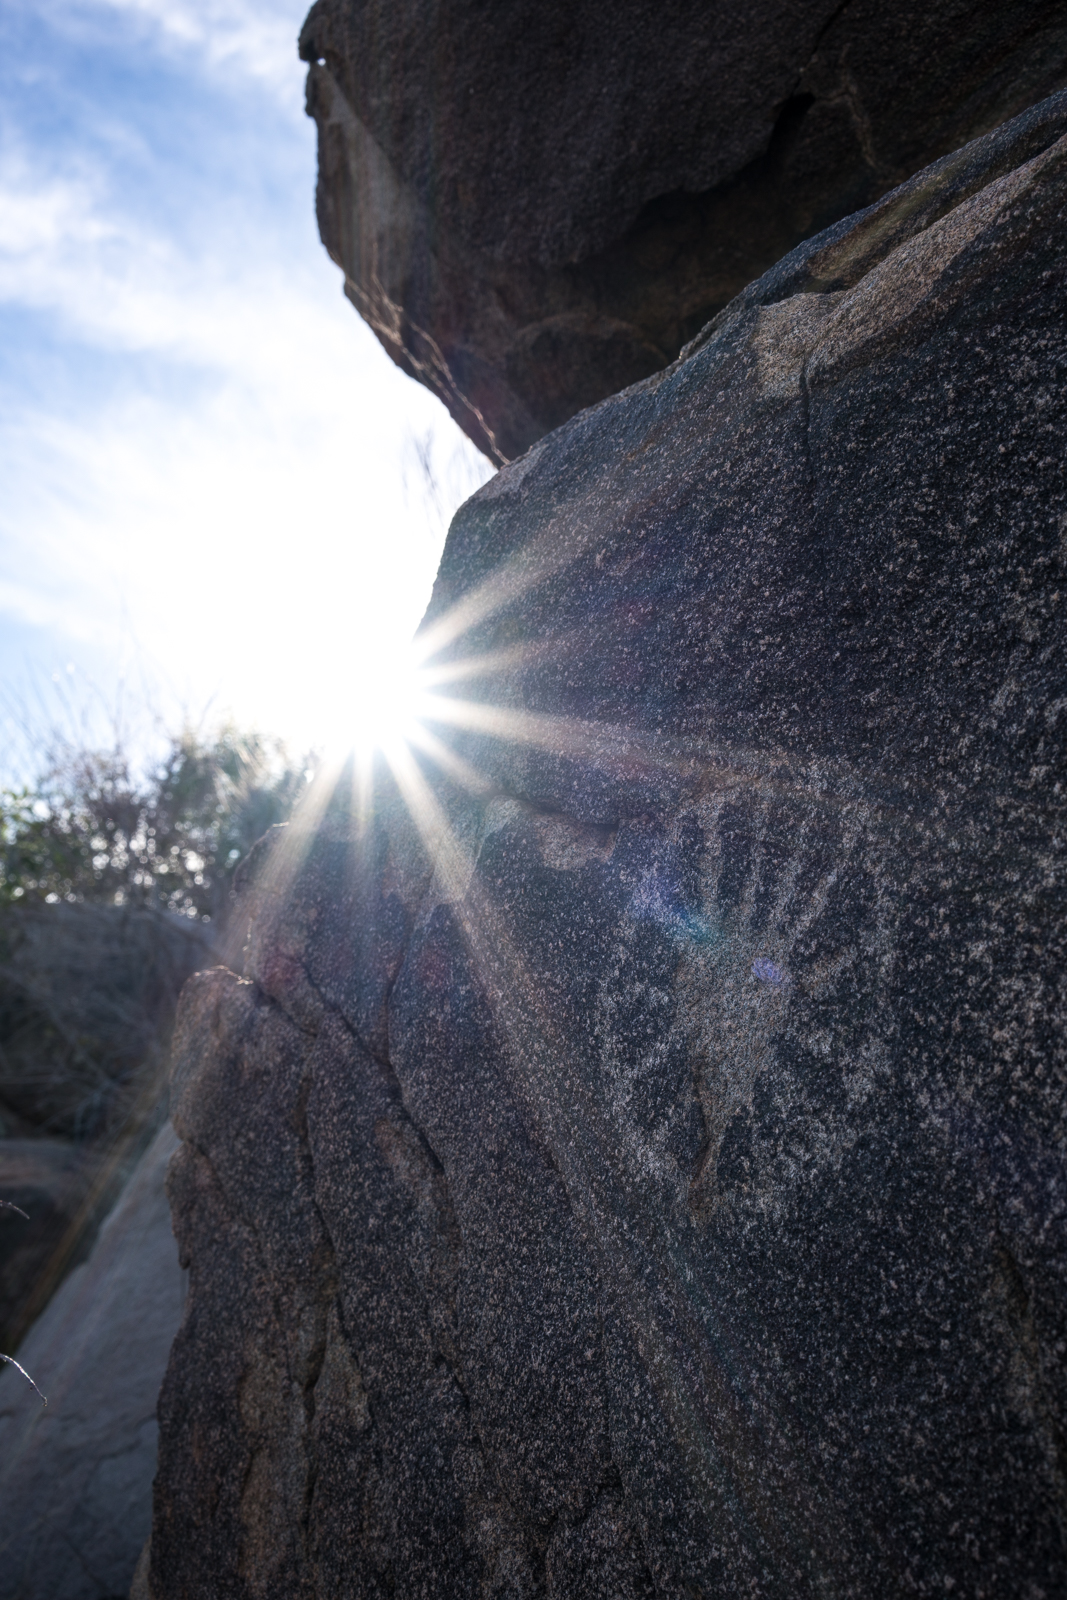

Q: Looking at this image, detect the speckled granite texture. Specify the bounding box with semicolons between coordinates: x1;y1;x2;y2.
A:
152;92;1067;1598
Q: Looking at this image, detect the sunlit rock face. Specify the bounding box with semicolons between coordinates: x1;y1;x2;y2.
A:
298;0;1067;463
152;95;1067;1598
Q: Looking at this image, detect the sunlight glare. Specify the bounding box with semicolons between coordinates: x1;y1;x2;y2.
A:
346;642;437;765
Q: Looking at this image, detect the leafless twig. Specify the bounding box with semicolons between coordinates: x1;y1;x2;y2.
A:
0;1198;45;1399
0;1351;47;1405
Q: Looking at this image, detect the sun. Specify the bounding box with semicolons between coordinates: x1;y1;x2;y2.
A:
346;642;437;765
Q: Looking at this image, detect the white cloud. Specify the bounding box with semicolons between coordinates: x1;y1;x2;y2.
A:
0;277;490;749
105;0;301;90
0;166;115;259
29;0;307;107
0;139;310;374
2;350;478;749
0;0;494;766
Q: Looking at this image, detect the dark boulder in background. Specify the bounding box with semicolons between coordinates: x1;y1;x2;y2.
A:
151;92;1067;1598
0;902;209;1142
0;904;209;1354
299;0;1067;461
0;1124;185;1600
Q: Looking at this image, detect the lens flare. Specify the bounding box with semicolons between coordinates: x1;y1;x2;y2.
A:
343;644;437;765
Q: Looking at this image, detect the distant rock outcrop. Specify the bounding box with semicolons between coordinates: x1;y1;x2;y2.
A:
152;92;1067;1597
0;903;209;1353
299;0;1067;460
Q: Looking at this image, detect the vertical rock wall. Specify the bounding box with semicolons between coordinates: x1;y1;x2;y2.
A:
153;94;1067;1597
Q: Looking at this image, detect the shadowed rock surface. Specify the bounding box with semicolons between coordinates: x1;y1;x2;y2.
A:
0;1140;89;1352
0;903;210;1143
299;0;1067;461
0;1123;184;1600
0;904;209;1352
152;93;1067;1597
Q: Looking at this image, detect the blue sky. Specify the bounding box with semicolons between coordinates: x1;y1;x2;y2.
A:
0;0;491;776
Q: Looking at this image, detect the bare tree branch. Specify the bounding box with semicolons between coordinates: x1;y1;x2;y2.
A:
0;1351;47;1405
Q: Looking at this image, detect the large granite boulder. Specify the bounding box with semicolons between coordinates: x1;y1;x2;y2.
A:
299;0;1067;461
152;92;1067;1597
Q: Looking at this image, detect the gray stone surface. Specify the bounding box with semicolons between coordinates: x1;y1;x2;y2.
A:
300;0;1067;460
0;1123;184;1600
0;903;209;1351
0;902;212;1140
0;1140;89;1351
153;93;1067;1597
